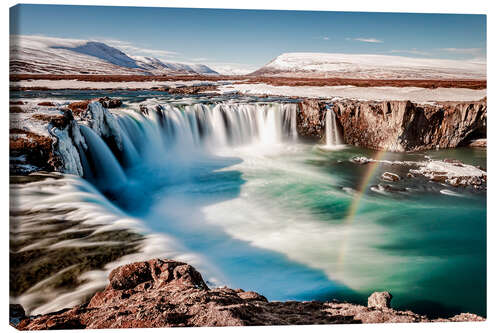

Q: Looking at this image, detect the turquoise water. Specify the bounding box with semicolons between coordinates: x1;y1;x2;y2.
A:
13;90;486;318
120;142;486;318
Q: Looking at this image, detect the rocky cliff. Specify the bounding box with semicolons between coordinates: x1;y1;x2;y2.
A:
11;259;484;329
298;98;486;151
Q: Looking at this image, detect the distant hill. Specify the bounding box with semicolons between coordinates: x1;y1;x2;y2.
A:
251;52;486;80
10;35;218;75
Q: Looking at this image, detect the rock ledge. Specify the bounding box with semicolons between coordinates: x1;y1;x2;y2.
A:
12;259;485;329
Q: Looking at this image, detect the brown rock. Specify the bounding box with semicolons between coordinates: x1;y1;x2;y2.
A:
296;98;486;152
15;259;484;329
97;97;122;108
165;85;215;94
297;99;326;139
368;291;392;309
67;100;91;117
67;97;121;117
108;261;152;290
10;106;25;113
37;101;56;106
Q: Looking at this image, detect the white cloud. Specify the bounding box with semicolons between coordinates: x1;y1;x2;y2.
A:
190;57;210;62
354;38;383;43
440;48;483;55
94;38;179;58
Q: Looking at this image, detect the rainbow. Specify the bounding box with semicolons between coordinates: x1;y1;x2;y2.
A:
337;149;388;267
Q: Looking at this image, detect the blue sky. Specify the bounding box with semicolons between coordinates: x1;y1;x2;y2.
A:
10;4;486;72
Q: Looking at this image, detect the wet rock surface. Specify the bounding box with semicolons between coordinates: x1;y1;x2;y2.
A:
9;97;124;175
381;172;401;182
349;155;486;191
13;259;484;329
297;98;486;152
409;159;486;189
297;99;326;139
161;84;216;94
97;96;122;108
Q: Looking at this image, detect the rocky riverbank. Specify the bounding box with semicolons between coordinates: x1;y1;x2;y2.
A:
11;259;484;329
297;98;487;151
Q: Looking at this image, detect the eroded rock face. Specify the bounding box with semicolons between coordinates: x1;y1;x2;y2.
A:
14;259;484;329
297;99;326;139
297;98;486;151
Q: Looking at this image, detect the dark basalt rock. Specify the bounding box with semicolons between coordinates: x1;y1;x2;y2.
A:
13;259;485;329
9;304;26;327
97;96;122;108
163;85;216;94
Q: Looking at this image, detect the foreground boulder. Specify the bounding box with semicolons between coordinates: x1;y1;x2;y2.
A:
13;259;484;329
368;291;392;309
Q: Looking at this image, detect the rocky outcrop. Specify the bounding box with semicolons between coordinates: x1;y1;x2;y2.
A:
297;99;326;139
9;97;124;175
469;138;487;148
13;259;484;329
97;96;122;109
409;159;486;188
350;156;486;190
380;172;401;182
297;98;486;151
67;97;122;116
160;85;216;94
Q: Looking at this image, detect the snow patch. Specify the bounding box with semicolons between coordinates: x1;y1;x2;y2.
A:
217;83;486;103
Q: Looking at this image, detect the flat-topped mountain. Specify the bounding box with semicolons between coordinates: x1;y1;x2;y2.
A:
251;52;486;80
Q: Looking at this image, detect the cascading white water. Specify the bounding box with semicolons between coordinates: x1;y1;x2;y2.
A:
54;101;299;190
325;108;342;147
78;125;127;190
106;102;297;158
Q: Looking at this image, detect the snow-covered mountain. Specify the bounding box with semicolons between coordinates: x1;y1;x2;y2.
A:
10;35;218;75
251;52;486;80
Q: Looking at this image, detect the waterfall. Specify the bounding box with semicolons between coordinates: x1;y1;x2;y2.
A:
131;102;298;151
325;108;342;147
53;101;299;189
333;110;341;145
79;125;127;191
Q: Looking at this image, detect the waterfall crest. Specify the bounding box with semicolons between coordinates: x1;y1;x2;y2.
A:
52;101;299;188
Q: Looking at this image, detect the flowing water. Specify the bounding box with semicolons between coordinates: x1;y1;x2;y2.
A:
325;107;342;147
10;91;486;318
